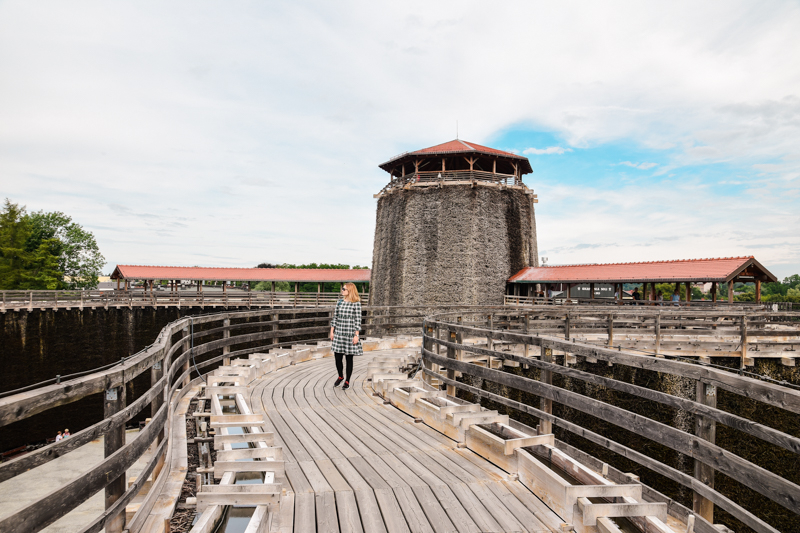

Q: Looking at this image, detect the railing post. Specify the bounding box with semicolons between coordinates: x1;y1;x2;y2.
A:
693;380;717;522
539;343;553;435
456;316;463;362
523;313;530;359
564;312;570;340
446;328;457;397
741;316;748;369
222;317;231;366
104;384;127;533
655;313;662;357
271;312;279;349
423;324;434;387
607;313;613;347
487;314;493;369
181;326;191;387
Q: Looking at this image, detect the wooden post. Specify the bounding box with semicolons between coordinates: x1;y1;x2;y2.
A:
442;158;445;172
423;325;433;387
487;314;493;369
272;313;279;349
741;317;748;369
317;283;321;307
728;280;734;303
539;344;553;435
685;282;692;305
693;380;717;522
590;283;595;300
181;326;191;387
617;283;623;305
222;318;231;366
756;279;762;303
711;282;717;302
655;314;661;357
524;314;530;358
446;329;457;397
294;282;298;308
116;278;120;290
104;385;127;533
456;316;463;362
607;314;613;347
564;312;570;340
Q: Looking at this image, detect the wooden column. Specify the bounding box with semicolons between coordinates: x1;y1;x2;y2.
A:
651;283;657;302
564;312;570;340
685;282;691;305
294;282;298;308
654;314;662;357
756;279;762;303
104;384;127;533
539;344;553;435
423;325;434;387
590;283;595;300
728;280;734;303
487;314;493;369
617;283;623;305
523;314;530;358
607;314;614;347
711;282;717;302
116;278;120;290
178;326;190;387
693;381;717;522
271;313;279;349
741;317;748;369
316;283;321;307
446;329;457;397
222;318;231;366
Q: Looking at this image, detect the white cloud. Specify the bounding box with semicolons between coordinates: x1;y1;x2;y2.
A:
0;1;798;276
523;146;573;155
619;161;659;170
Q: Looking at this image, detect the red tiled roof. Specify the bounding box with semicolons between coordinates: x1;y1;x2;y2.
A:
508;257;777;284
380;139;533;174
110;265;371;283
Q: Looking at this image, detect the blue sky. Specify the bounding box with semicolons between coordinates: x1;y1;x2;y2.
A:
1;1;798;279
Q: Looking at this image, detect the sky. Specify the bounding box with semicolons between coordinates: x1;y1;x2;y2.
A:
1;1;798;280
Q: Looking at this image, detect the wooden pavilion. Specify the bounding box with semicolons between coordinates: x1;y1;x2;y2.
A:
508;256;777;303
110;265;371;295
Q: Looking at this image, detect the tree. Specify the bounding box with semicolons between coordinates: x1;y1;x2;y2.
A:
0;199;104;290
26;210;105;289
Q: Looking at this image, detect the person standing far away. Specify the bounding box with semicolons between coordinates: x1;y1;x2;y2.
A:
632;287;641;305
55;431;63;442
672;290;681;306
63;429;70;438
329;282;363;391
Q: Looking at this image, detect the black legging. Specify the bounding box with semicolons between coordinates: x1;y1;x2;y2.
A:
334;352;354;382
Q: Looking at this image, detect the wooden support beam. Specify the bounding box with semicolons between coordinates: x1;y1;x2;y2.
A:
756;279;762;303
539;346;553;435
222;318;231;366
694;381;717;523
446;329;457;397
103;386;126;533
711;282;717;302
728;280;734;303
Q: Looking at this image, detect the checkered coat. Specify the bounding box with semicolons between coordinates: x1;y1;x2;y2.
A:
331;299;363;356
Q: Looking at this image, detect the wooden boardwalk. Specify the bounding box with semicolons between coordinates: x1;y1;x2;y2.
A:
248;349;560;533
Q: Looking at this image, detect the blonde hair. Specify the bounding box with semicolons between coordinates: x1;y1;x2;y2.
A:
343;282;361;303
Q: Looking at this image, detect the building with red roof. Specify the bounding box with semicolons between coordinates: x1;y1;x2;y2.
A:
508;256;777;303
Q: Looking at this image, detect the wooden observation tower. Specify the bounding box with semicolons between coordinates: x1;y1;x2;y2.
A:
370;140;539;306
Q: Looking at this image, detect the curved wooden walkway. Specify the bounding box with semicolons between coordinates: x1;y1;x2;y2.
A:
247;349;560;533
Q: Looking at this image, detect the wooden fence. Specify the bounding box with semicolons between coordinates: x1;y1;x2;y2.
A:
0;290;368;312
421;309;800;533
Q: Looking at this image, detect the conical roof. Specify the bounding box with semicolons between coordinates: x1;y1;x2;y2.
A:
379;139;533;174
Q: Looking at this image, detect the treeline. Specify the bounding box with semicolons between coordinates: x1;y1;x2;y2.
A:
0;199;105;290
252;262;370;292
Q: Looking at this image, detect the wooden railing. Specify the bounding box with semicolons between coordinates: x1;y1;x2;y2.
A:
0;307;335;533
378;169;523;195
0;290;369;312
421;309;800;533
504;294;798;311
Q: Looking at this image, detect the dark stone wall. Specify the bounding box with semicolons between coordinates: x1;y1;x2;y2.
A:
0;307;231;452
370;186;538;306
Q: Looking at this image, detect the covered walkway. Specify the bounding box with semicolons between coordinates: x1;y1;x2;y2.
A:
508;256;777;304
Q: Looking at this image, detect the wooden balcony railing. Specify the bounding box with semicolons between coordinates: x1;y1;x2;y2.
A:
378;169;522;195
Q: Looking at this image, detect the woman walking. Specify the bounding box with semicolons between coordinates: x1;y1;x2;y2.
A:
330;282;363;390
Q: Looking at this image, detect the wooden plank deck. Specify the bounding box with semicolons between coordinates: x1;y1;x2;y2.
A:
247;349;560;533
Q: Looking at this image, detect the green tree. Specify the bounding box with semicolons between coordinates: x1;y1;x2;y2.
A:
26;210;105;289
0;199;34;289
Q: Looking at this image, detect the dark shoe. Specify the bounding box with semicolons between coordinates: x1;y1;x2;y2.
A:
342;381;350;390
334;377;344;388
